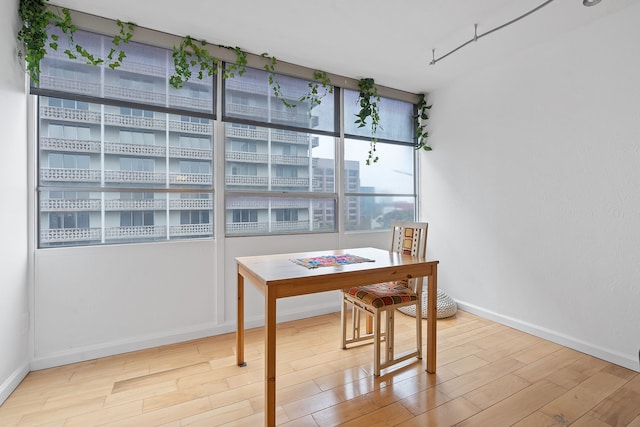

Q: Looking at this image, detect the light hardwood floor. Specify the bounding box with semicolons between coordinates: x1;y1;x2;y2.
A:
1;310;639;426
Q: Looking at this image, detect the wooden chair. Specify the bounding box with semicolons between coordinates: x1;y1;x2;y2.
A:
341;221;428;376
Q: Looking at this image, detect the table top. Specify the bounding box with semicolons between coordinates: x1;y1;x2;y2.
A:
236;247;438;298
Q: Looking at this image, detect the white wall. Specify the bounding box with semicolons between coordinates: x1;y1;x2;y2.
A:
33;230;388;370
0;0;31;405
421;3;640;371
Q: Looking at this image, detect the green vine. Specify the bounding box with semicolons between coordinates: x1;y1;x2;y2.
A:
355;78;382;165
260;53;295;109
17;0;135;83
170;36;219;89
220;45;247;79
299;70;333;114
17;0;326;113
414;94;432;151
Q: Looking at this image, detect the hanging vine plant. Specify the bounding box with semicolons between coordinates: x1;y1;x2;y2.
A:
415;93;432;151
17;0;135;83
355;78;382;165
220;45;248;79
170;36;219;88
260;52;298;109
299;70;333;115
17;0;330;114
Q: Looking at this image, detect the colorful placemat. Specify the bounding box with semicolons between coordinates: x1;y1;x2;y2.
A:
291;254;375;269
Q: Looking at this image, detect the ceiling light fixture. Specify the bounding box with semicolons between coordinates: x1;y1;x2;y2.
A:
583;0;602;6
430;0;583;66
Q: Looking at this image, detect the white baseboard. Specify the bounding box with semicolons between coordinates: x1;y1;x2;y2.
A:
456;300;639;373
0;361;30;405
30;303;339;371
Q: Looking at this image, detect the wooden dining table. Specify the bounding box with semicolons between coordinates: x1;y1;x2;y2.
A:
235;246;439;427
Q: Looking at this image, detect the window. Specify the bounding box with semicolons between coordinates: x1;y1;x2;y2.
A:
48;153;90;169
120;131;155;145
181;210;210;225
34;29;214;247
34;26;420;243
343;90;417;231
49;212;90;229
180;160;210;174
120;211;154;227
274;209;298;222
232;210;258;223
120;157;154;172
223;66;338;235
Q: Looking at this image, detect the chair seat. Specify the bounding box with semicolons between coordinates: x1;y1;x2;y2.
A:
345;282;418;308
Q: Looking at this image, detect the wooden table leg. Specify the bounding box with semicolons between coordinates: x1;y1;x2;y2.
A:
237;271;246;367
264;288;277;427
426;267;437;373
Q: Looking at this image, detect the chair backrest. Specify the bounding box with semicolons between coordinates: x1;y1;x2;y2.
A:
389;221;428;258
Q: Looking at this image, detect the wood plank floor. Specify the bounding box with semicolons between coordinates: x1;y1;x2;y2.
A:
1;310;639;426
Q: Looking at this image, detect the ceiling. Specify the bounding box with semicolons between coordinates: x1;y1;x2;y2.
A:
49;0;633;94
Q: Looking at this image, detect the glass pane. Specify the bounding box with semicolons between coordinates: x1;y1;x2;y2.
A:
225;123;334;192
344;196;415;232
224;66;335;133
344;139;414;194
39;190;213;247
344;90;414;143
39;97;213;190
37;28;103;97
37;29;213;115
226;196;336;235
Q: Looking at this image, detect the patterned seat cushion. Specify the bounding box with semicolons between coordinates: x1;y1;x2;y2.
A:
345;282;417;309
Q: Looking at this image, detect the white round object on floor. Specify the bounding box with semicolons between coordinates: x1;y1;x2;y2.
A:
399;288;457;319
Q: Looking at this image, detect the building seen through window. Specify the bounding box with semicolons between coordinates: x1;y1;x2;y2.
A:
33;28;418;246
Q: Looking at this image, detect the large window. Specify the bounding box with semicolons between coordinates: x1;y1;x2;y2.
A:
35;29;214;247
223;66;338;235
33;26;420;245
343;90;417;231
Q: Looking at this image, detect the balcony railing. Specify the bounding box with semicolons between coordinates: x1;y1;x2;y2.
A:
270;154;310;165
226;220;318;234
225;151;268;163
38;75;101;97
40;223;213;243
39;73;213;112
41;169;212;186
168;199;213;209
104;225;166;239
226;198;314;209
104;199;166;210
103;170;166;183
41;106;212;135
225;175;270;186
225;126;312;145
168;146;212;160
41;106;102;123
270;220;314;231
40;199;101;211
104;141;166;157
225;104;310;126
40;197;213;211
41;137;212;160
271;177;310;186
169;173;212;185
225;151;310;166
170;223;213;236
41;168;101;182
40;227;101;243
40;137;101;153
224;175;311;187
